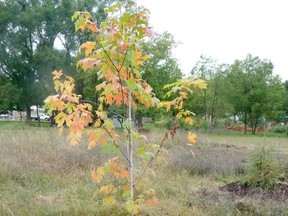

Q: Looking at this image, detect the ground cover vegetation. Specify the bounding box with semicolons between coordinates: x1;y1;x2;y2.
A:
0;128;288;215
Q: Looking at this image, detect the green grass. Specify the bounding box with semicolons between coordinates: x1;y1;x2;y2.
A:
0;120;51;129
205;129;288;138
0;126;288;215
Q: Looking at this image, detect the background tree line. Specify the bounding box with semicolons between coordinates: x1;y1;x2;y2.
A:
0;0;287;133
190;54;288;134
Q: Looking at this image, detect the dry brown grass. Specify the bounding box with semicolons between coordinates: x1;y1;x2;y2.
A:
1;127;288;215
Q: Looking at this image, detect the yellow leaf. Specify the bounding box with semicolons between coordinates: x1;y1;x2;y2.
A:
142;55;150;61
84;11;91;19
103;196;116;206
52;70;63;80
122;185;130;192
80;42;96;56
87;133;97;149
67;130;82;145
187;132;197;145
184;117;194;126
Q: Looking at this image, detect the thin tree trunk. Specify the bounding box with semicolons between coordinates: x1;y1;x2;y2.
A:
25;105;32;126
204;90;207;120
127;90;134;201
252;119;258;134
244;112;247;135
36;105;40;127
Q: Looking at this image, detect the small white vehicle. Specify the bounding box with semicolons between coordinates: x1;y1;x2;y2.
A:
0;114;13;120
31;114;50;121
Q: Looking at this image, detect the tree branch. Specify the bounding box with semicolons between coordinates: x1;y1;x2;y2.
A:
133;130;167;187
79;99;125;120
100;43;126;107
103;126;130;164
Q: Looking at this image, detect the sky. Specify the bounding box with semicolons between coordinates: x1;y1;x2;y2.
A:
137;0;288;81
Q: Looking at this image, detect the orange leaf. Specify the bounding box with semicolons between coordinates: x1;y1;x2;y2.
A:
100;183;115;195
91;168;105;184
88;132;97;149
114;94;124;107
99;137;106;145
145;196;159;207
78;58;97;71
105;94;114;105
85;20;98;33
91;170;98;183
105;70;116;81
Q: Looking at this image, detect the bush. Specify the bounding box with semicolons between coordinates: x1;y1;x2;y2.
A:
242;148;284;189
271;125;288;134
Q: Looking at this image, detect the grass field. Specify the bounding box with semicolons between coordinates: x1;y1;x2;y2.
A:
0;124;288;215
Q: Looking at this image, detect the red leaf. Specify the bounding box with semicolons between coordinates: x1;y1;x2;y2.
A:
120;43;127;53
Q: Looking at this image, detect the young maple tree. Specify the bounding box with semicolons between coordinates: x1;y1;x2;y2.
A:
45;2;206;214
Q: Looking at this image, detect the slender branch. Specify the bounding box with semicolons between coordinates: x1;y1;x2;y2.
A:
100;43;119;72
79;99;125;120
76;100;130;163
133;130;167;187
119;46;128;73
100;43;126;107
103;126;130;164
133;114;178;187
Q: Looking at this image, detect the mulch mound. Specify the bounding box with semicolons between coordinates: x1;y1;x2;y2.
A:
219;181;288;201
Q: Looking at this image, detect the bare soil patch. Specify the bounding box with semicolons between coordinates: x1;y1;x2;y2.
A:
220;181;288;201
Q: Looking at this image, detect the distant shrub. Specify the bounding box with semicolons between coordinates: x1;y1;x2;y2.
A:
271;125;288;134
242;148;284;190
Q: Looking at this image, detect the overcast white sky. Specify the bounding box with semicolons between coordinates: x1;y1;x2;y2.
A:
137;0;288;81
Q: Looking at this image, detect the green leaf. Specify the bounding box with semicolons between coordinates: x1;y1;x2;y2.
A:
120;12;130;22
103;196;116;206
127;78;137;91
54;112;67;126
54;80;61;91
136;146;146;156
101;143;121;156
126;200;140;214
143;151;154;160
71;11;80;21
64;103;76;113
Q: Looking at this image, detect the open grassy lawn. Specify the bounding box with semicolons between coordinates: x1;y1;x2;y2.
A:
0;126;288;215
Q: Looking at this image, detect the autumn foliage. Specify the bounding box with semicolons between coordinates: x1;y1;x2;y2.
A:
45;2;206;214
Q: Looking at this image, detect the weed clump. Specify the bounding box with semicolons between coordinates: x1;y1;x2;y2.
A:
241;148;284;190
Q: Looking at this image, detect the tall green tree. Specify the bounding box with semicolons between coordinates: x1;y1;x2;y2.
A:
141;32;182;101
190;55;232;129
227;54;284;134
0;75;20;111
138;32;182;122
283;80;288;122
0;0;108;123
